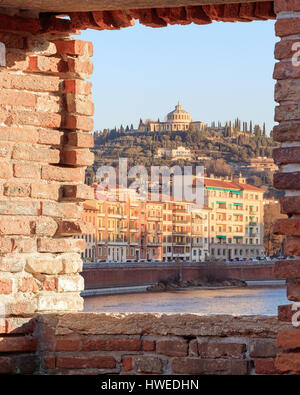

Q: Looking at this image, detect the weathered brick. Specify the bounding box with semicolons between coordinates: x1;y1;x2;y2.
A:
284;237;300;256
37;238;85;253
13;163;40;179
249;339;277;358
66;132;94;148
274;219;300;235
31;183;60;200
81;337;142;351
274;260;300;278
280;196;300;214
41;165;84;183
4;182;31;197
0;357;15;374
18;277;39;293
254;358;278;374
275;103;300;122
144;339;156;352
278;304;295;322
275;18;300;37
122;356;133;371
56;336;80;351
56;220;93;236
274;0;300;13
62;184;94;201
56;356;115;369
198;342;246;359
156;339;188;357
276;352;300;372
274;172;300;190
0;336;37;352
0;278;12;294
134;356;163;374
66;94;94;116
42;201;81;219
61;149;94;166
277;329;300;348
0;217;31;235
65;80;92;95
171;357;249;375
64;115;94;131
273;147;300;165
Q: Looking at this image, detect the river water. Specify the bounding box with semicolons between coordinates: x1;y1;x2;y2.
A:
84;285;288;316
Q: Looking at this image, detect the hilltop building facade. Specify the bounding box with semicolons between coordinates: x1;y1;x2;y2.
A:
139;102;206;133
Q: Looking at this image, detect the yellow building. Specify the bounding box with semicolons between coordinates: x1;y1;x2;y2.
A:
204;176;264;260
140;102;206;133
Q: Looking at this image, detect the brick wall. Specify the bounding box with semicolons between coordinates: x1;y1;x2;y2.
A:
36;313;291;375
272;0;300;374
0;8;94;318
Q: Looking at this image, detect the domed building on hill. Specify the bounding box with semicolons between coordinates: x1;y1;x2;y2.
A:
139;102;206;132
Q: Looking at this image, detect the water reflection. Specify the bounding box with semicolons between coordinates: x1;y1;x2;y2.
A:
84;285;288;316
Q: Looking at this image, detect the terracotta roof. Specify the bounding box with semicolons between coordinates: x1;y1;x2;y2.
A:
204;178;263;192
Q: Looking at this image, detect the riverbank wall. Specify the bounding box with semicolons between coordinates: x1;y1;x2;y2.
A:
81;263;276;290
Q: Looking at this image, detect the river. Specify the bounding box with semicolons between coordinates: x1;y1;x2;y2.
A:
84;284;288;316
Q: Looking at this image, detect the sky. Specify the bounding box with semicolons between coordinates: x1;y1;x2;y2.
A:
79;19;277;135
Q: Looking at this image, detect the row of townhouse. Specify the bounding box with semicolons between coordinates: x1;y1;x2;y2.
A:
77;176;264;263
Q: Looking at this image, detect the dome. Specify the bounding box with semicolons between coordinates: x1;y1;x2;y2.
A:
166;102;191;123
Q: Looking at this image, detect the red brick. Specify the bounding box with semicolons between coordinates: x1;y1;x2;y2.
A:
56;336;80;351
0;336;37;352
0;278;12;294
0;237;12;253
275;0;300;13
249;339;276;358
38;129;63;146
254;358;278;374
66;132;94;148
56;221;93;236
41;165;84;183
275;18;300;37
56;356;116;369
156;339;188;357
0;13;41;34
64;115;93;131
171;357;249;375
11;237;36;253
13;163;40;179
274;219;300;235
53;40;93;57
62;184;94;201
4;182;31;197
0;89;36;107
284;237;300;256
275;81;300;103
144;339;155;351
6;300;37;316
274;260;300;278
65;80;92;95
280;196;300;214
274;172;300;190
12;145;60;163
41;201;81;219
37;238;85;253
122;356;133;371
0;217;31;235
42;277;57;291
275;39;300;61
273;147;300;165
0;201;39;215
189;339;198;356
0;73;59;92
18;278;39;293
277;329;300;348
198;342;246;359
28;56;68;73
81;337;142;351
276;352;300;372
31;183;60;200
0;126;39;143
3;110;61;128
275;103;300;122
67;58;93;75
66;94;94;116
61;149;94;166
278;304;295;322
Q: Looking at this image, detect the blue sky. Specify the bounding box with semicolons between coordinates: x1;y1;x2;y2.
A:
79;19;277;134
